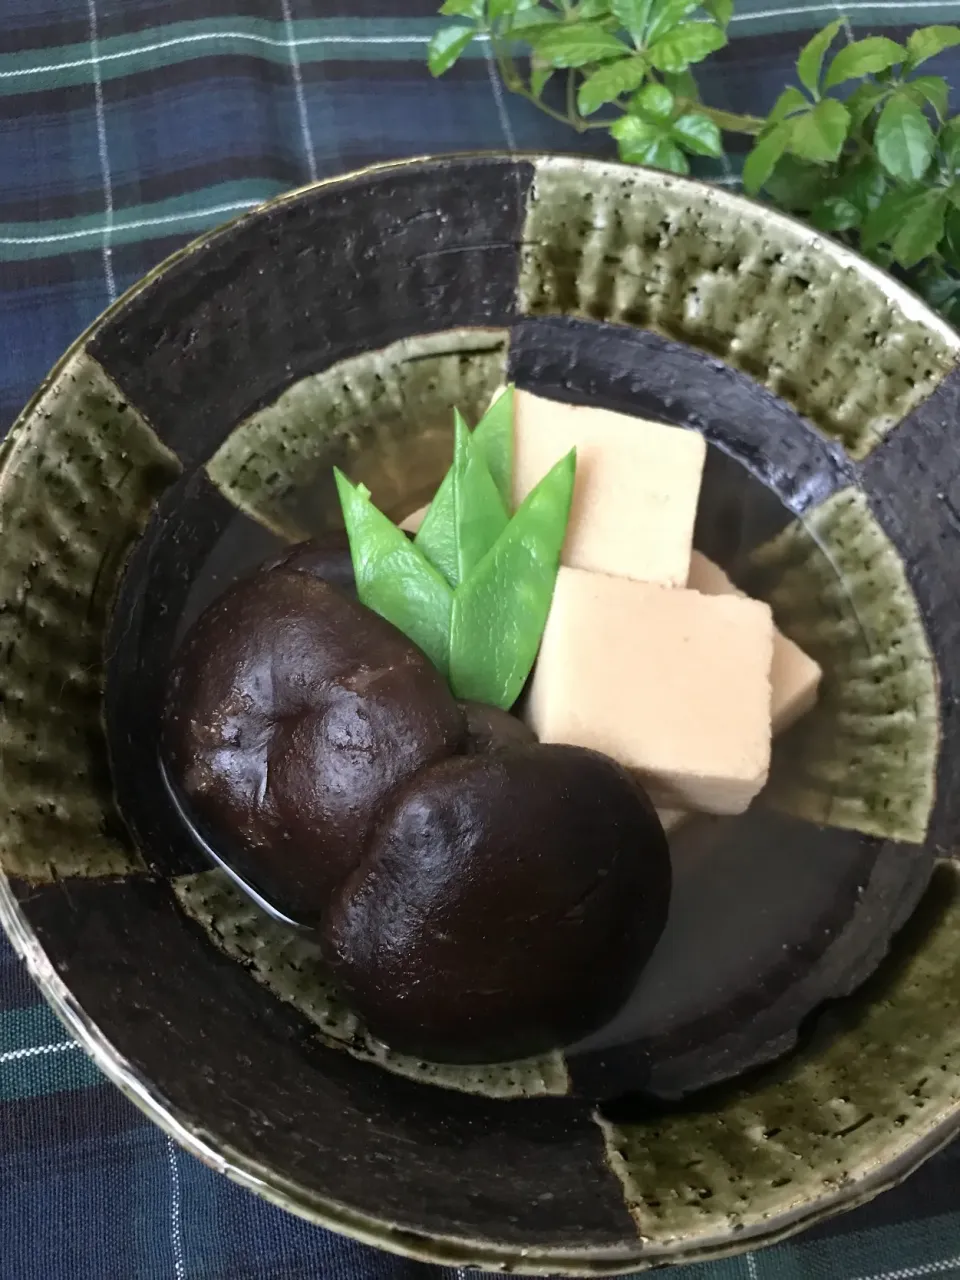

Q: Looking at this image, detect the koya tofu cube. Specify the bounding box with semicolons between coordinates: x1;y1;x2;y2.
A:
514;390;706;586
400;504;427;533
526;567;775;815
688;551;821;733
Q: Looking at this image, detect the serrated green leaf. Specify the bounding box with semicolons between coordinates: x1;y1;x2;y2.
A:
903;74;949;119
632;80;674;119
449;451;576;709
810;195;862;231
762;153;826;211
941;205;960;267
509;5;558;31
336;469;453;676
768;85;809;125
671;111;723;156
530;21;631;67
647;20;725;71
796;19;842;96
942;117;960;173
742;122;792;195
440;0;484;16
611;114;688;170
579;0;615;14
875;95;936;182
822;36;904;90
906;25;960;70
845;81;888;129
862;188;926;251
837;157;887;213
703;0;733;27
611;0;655;38
428;24;476;76
489;0;519;18
646;0;701;45
891;189;948;267
577;56;649;114
788;98;849;163
662;67;699;99
530;58;554;97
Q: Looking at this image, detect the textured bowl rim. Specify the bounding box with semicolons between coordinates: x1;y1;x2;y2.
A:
1;151;959;1274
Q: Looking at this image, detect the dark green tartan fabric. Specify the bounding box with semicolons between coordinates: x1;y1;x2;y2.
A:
1;1;959;1277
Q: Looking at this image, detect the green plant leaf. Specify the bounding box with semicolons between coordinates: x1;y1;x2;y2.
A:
875;95;936;182
822;36;904;90
837;156;887;213
646;0;701;45
440;0;483;15
580;0;616;15
449;411;510;585
488;0;519;18
903;74;949;119
509;5;558;31
942;117;960;173
336;469;454;676
530;58;554;97
762;153;827;211
578;56;649;113
632;80;674;119
742;122;792;194
449;451;576;708
671;111;723;155
845;81;888;129
415;391;514;582
941;204;960;266
611;0;655;38
810;195;862;231
611;113;688;169
428;23;476;75
768;85;809;125
703;0;733;27
862;187;926;251
647;21;725;71
906;25;960;70
891;189;948;267
662;67;699;99
530;21;631;66
796;19;843;96
788;98;849;163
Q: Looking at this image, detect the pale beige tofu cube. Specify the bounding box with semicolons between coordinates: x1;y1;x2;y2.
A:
513;390;706;586
526;567;775;814
688;551;821;733
400;504;427;533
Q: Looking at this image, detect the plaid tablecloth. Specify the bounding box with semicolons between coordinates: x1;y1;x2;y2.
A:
2;2;960;1277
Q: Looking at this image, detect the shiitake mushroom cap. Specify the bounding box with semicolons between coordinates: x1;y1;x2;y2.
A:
322;743;671;1063
165;567;464;922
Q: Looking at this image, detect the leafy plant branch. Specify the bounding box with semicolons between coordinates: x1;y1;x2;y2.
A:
429;0;960;323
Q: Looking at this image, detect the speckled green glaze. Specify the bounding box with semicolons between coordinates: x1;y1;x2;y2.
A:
599;859;960;1254
173;870;570;1099
744;488;938;843
520;157;959;460
206;328;508;539
0;351;180;881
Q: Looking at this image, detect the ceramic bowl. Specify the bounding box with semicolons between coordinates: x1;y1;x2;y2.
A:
1;154;959;1274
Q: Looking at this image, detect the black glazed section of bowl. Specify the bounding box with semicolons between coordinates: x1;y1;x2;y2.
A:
87;157;533;469
104;315;935;1101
